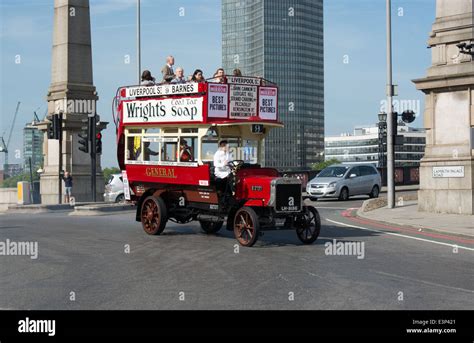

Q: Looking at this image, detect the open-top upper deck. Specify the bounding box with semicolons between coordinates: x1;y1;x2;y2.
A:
114;76;281;128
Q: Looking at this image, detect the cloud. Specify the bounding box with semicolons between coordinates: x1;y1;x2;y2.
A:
90;0;141;15
0;15;51;39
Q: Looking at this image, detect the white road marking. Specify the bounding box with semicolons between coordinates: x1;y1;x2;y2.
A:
314;207;349;210
373;270;474;294
324;218;474;252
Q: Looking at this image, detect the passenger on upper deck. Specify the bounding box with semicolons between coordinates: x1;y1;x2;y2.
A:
210;68;226;83
171;67;186;84
232;68;242;77
161;55;175;83
190;69;205;83
140;70;156;86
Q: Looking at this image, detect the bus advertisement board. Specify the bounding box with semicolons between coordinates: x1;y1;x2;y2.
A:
122;97;204;124
258;87;278;120
124;83;199;98
229;84;258;118
207;84;228;118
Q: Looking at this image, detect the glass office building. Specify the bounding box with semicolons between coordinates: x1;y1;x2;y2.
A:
222;0;324;169
23;124;44;173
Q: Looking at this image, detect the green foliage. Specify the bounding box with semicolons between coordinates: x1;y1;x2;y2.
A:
311;158;340;171
1;168;122;187
1;167;122;187
103;167;121;184
1;173;39;188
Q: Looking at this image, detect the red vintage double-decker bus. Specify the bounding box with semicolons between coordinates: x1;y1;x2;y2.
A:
113;76;320;247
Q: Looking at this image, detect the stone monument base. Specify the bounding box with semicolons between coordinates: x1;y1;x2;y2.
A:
418;159;474;214
40;171;105;205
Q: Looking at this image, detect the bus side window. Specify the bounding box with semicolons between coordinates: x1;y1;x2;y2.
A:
201;128;218;161
163;142;178;162
179;137;196;162
143;139;160;162
127;136;141;161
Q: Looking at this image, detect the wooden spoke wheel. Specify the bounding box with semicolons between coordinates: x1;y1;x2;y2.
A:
141;196;168;235
295;206;321;244
233;207;260;247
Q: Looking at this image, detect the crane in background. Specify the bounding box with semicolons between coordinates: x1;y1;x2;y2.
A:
0;101;21;177
32;106;41;124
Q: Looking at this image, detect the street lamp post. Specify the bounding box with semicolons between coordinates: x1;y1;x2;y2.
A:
378;112;387;171
137;0;141;85
386;0;395;209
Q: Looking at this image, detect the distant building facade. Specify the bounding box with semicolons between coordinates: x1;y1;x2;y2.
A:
2;164;23;178
222;0;324;169
325;122;426;167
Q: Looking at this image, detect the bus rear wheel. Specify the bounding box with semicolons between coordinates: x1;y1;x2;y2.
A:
141;196;168;235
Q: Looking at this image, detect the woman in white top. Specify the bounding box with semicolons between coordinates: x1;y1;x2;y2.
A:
140;70;156;86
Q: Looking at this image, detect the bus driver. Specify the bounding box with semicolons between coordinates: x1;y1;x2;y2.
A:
213;140;233;195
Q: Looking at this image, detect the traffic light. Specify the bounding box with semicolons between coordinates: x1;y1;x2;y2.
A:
78;118;89;153
47;121;55;139
48;114;62;140
78;133;89;153
54;113;62;140
78;114;102;154
95;131;102;154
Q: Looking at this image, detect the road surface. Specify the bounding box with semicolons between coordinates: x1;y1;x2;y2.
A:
0;192;472;310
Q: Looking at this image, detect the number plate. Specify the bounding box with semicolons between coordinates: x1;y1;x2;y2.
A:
275;184;301;212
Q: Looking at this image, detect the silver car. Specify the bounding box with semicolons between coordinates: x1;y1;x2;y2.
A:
104;173;125;203
306;164;381;201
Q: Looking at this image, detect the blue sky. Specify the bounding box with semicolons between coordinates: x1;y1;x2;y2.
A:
0;0;435;168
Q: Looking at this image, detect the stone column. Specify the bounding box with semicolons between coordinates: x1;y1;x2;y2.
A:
38;0;108;204
413;0;474;214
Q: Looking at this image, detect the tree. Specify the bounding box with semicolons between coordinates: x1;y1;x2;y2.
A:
103;167;121;184
1;173;39;188
311;158;340;171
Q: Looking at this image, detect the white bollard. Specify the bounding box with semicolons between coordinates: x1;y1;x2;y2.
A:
17;181;31;205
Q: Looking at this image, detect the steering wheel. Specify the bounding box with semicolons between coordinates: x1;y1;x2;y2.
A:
227;160;245;172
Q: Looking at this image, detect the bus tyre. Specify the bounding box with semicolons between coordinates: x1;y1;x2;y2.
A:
295;206;321;244
200;220;223;234
233;207;260;247
141;196;168;235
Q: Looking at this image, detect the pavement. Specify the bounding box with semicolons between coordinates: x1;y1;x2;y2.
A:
357;200;474;238
0;191;472;310
4;202;134;215
380;184;419;193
